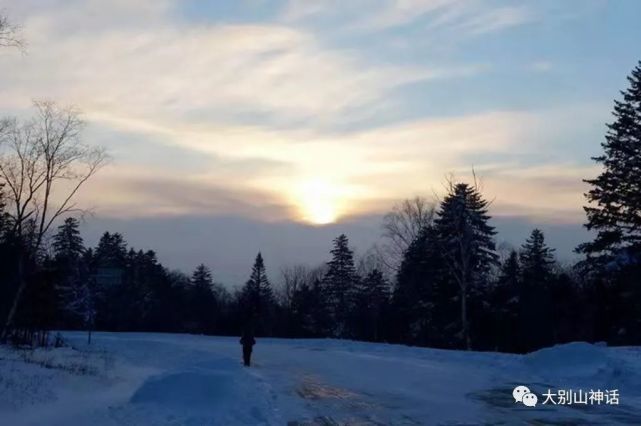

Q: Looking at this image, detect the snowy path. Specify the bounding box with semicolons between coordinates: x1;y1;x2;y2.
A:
2;333;641;425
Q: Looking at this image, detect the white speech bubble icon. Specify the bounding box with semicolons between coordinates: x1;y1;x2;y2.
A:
522;392;538;407
513;385;530;402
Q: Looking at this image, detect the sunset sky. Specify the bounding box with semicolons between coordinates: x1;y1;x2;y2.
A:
1;0;640;283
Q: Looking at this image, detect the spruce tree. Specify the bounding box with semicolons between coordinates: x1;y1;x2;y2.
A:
242;253;274;333
580;61;641;261
355;269;390;341
192;264;214;290
52;218;84;264
434;182;498;349
492;251;520;351
190;264;217;333
93;232;128;329
393;225;451;346
52;218;87;329
520;229;555;282
322;234;359;337
519;229;556;351
95;232;127;269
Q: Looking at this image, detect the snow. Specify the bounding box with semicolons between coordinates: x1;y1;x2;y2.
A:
2;333;641;425
525;341;609;378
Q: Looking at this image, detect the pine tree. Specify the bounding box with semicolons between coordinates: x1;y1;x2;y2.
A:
580;61;641;261
52;218;84;263
354;269;390;341
192;264;214;290
322;234;359;337
93;232;128;329
434;182;498;350
95;232;127;269
492;251;520;351
309;277;332;337
519;229;556;351
52;218;88;330
520;229;556;283
393;226;451;346
241;253;274;333
189;264;217;333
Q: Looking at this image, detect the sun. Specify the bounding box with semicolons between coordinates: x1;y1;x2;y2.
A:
297;178;341;225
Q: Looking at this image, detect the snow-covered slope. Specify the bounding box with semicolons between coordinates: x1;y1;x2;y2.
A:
1;333;641;425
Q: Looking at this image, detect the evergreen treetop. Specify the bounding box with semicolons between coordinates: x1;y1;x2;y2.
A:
520;229;556;283
581;61;641;259
435;182;498;284
52;217;84;262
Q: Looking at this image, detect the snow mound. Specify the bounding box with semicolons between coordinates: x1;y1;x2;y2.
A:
131;370;236;409
525;342;608;378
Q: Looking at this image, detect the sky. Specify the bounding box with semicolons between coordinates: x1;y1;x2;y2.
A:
1;0;640;285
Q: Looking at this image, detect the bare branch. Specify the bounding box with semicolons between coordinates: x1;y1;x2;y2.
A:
0;100;109;248
379;196;436;273
0;12;25;50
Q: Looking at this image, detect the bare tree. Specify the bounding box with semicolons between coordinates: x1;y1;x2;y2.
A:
278;264;325;309
378;196;436;273
0;12;24;49
0;101;108;340
357;245;387;277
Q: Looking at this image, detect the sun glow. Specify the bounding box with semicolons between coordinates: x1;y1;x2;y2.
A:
297;178;343;225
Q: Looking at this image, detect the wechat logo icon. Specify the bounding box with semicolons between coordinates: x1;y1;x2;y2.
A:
513;385;538;407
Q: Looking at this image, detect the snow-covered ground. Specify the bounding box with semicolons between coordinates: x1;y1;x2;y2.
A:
2;333;641;425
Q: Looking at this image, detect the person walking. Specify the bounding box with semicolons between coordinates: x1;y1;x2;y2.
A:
240;329;256;367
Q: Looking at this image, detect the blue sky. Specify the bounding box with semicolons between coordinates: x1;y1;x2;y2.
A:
0;0;639;283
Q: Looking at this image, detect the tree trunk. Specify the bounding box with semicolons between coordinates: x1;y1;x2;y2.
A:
461;284;471;350
1;248;25;342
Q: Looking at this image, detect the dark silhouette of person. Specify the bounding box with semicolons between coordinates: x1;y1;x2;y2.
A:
240;329;256;367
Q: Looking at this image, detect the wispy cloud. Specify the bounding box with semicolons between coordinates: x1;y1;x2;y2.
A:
67;104;598;224
281;0;534;37
1;1;469;127
0;0;613;227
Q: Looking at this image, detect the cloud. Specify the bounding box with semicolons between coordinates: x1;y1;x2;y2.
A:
478;163;599;223
74;165;295;220
281;0;534;37
0;0;608;229
0;1;450;127
70;105;595;223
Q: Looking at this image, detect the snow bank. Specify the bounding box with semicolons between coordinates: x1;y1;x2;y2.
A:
525;342;609;379
130;358;239;410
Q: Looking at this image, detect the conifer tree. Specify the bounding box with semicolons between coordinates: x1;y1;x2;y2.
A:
393;226;451;346
322;234;359;337
93;232;127;329
52;218;84;264
519;229;556;351
95;232;127;269
190;264;217;333
492;251;520;351
580;61;641;261
354;269;390;341
434;182;498;349
52;217;87;328
192;264;214;290
520;229;556;283
242;253;274;333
